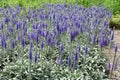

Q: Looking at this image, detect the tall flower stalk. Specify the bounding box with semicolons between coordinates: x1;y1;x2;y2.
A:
84;45;88;64
110;44;118;78
74;52;78;69
28;41;33;80
108;28;114;59
68;54;72;67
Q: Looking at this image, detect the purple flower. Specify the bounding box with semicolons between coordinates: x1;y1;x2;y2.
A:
41;31;45;37
32;24;37;29
84;45;88;56
40;23;45;28
60;44;64;52
23;26;27;33
34;54;38;63
74;52;78;61
7;26;14;33
29;47;32;61
99;41;103;48
45;31;49;38
77;45;81;52
37;29;42;35
40;14;44;20
4;17;10;23
28;34;31;41
93;34;96;44
11;39;15;49
47;37;51;45
56;40;59;46
68;55;72;67
1;36;7;49
21;37;25;47
80;26;83;33
30;41;33;48
84;45;88;63
17;34;21;42
31;32;35;40
36;34;39;43
16;22;21;30
41;42;44;49
70;31;74;42
107;10;112;19
74;52;79;69
103;38;108;46
23;31;27;36
114;44;118;53
103;19;108;28
110;30;114;40
0;23;3;30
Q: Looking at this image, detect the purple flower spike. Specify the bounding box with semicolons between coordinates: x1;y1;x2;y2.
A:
74;52;78;61
32;24;37;29
4;17;10;23
1;37;7;49
70;31;74;42
114;44;118;53
99;41;103;48
56;40;59;46
29;47;32;61
84;45;88;56
37;29;42;35
34;54;38;63
30;41;33;48
110;30;114;40
60;44;64;52
31;32;35;40
11;40;15;49
0;23;3;30
68;55;72;67
21;38;25;47
36;35;39;43
41;42;44;49
16;22;21;30
77;45;81;52
7;26;14;33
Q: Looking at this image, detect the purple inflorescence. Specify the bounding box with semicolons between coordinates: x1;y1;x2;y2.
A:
0;4;113;72
34;54;38;63
114;44;118;53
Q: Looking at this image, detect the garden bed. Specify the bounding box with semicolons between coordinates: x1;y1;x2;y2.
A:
0;4;119;80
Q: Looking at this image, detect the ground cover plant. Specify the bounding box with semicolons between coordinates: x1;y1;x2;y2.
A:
0;3;119;80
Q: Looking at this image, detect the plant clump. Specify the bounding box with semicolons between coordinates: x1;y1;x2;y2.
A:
0;4;116;80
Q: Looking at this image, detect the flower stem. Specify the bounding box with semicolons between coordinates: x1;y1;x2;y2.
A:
110;52;117;79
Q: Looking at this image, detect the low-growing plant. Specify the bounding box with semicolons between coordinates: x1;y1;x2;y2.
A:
0;3;118;80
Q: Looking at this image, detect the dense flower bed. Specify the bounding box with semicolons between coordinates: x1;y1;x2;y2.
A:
0;4;116;80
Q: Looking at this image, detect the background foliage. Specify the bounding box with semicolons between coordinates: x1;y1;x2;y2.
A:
0;0;120;14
